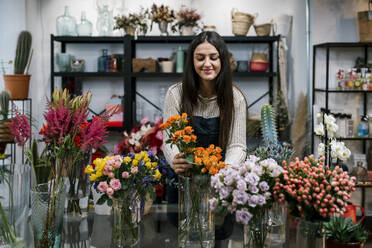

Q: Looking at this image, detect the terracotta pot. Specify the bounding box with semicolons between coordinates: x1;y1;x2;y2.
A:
326;239;364;248
3;74;30;99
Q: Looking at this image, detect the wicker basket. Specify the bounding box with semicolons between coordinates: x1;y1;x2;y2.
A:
231;8;256;36
254;23;272;36
132;58;157;72
358;9;372;42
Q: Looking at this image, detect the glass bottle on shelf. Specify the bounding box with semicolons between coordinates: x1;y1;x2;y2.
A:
336;69;344;90
56;6;77;36
109;55;118;72
176;46;184;73
345;114;354;137
96;5;113;36
357;115;369;137
77;11;93;36
97;49;108;72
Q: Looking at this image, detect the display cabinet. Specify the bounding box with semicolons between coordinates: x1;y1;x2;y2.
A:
51;35;280;132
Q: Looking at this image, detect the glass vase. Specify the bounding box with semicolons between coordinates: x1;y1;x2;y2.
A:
243;208;269;248
31;182;66;248
178;175;214;248
0;164;31;242
77;11;93;36
56;6;77;36
65;152;91;220
295;218;324;248
266;202;287;248
96;5;113;36
112;193;141;248
158;21;169;36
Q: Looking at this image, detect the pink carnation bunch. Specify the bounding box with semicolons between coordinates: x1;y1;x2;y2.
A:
273;155;356;221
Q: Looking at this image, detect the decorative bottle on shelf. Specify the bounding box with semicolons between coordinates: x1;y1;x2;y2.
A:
56;6;77;36
96;5;113;36
176;46;184;73
77;11;93;36
97;49;108;72
357;115;369;137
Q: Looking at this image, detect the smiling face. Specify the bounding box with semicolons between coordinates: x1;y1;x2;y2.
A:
193;41;221;83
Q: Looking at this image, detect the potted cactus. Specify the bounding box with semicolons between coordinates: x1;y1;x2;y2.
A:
324;216;368;248
0;91;14;154
3;30;32;99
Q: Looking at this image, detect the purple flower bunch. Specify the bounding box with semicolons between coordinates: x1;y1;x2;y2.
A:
210;155;283;225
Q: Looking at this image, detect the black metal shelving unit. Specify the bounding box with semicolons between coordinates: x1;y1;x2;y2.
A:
51;34;280;132
312;42;372;155
312;41;372;218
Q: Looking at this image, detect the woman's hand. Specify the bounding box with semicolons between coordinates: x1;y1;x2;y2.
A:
172;153;193;174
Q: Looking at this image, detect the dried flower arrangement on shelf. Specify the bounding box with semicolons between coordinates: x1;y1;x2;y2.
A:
114;7;149;35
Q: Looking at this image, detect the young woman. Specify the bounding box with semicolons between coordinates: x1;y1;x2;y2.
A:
163;31;247;239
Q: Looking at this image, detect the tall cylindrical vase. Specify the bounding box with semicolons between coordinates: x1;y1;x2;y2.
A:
112;194;141;248
65;152;91;220
243;208;269;248
266;202;287;247
296;218;324;248
31;182;66;248
0;164;30;247
178;175;214;248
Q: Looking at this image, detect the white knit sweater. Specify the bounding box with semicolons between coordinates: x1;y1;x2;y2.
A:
163;82;247;168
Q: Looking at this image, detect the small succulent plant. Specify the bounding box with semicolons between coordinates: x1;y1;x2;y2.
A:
324;216;368;244
254;141;293;166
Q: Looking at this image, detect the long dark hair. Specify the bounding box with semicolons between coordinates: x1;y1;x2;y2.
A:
181;31;234;151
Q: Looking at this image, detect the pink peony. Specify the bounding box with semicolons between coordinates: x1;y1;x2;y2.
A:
110;178;121;191
122;171;129;178
131;167;138;174
106;187;114;195
97;181;108;192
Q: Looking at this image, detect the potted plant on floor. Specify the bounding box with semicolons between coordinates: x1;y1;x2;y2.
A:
3;31;32;99
0;90;14;155
324;216;368;248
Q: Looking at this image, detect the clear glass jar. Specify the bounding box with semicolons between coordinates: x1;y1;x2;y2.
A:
77;11;93;36
56;6;77;36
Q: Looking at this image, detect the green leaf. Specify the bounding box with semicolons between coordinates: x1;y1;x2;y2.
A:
96;194;108;205
107;198;113;207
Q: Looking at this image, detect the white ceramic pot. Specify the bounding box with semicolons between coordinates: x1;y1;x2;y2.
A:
161;61;174;73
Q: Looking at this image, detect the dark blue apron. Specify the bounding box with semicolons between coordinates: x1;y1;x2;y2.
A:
166;116;233;240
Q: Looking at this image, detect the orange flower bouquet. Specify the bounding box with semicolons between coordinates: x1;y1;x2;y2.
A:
160;113;226;176
161;113;225;247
